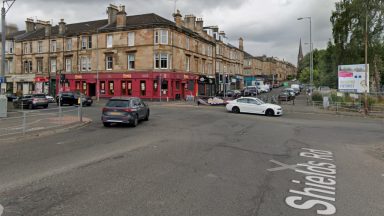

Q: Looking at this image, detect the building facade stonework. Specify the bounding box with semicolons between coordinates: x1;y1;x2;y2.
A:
6;4;245;99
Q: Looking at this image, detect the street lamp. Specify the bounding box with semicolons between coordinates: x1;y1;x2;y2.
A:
1;0;15;94
297;17;313;95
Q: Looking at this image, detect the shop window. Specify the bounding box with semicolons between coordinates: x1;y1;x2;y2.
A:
82;82;87;94
176;81;180;90
100;81;105;94
109;81;114;95
153;80;158;91
188;80;194;91
140;80;146;96
128;81;132;96
76;81;80;90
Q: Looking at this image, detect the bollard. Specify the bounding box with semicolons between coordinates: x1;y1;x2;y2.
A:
22;111;26;135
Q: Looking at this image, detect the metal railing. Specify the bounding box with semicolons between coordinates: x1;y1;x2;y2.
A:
0;105;84;138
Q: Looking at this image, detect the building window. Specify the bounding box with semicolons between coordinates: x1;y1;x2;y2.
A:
106;55;113;70
140;81;146;96
202;60;206;74
81;36;87;49
37;41;43;53
186;36;190;50
108;81;114;95
128;54;135;70
24;61;32;73
88;36;92;49
121;81;127;95
23;43;28;54
76;81;80;90
185;56;190;72
65;58;72;72
50;58;56;73
6;40;14;54
37;59;43;73
80;56;91;71
176;81;180;90
128;32;135;46
154;29;168;44
29;42;33;54
154;53;169;69
5;59;13;74
50;40;57;52
107;34;113;48
66;38;72;51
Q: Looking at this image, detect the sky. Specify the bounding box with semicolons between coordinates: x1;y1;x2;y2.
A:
6;0;338;66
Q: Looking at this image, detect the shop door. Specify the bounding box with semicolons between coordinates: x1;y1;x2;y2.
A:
89;83;96;97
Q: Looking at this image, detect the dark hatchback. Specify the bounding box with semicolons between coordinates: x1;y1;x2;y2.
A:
13;94;49;109
101;97;150;127
57;91;93;106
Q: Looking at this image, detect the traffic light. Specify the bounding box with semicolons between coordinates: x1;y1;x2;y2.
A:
60;74;65;83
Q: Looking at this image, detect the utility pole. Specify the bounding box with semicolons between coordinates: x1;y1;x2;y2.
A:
364;10;369;115
1;0;15;94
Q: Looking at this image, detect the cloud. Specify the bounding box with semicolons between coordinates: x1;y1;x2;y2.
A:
6;0;337;66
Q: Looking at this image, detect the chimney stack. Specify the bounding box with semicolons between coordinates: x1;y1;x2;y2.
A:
116;5;127;28
25;18;35;33
107;4;119;25
45;22;52;37
195;18;203;32
239;37;244;51
59;19;66;35
184;15;196;31
173;9;183;27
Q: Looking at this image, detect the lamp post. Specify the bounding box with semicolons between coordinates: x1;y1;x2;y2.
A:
1;0;15;94
297;17;313;95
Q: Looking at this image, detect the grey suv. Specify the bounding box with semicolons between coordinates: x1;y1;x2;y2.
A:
101;97;150;127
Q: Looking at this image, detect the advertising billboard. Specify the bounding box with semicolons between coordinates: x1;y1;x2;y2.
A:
338;64;369;93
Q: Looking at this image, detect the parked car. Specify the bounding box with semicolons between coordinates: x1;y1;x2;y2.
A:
282;88;296;97
226;90;241;97
6;92;17;102
13;94;49;109
278;91;295;101
272;82;280;88
101;97;150;127
57;91;93;106
225;97;283;116
241;86;259;96
46;95;55;103
291;84;301;95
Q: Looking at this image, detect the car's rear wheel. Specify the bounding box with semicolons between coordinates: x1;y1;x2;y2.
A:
232;106;240;113
265;109;274;116
132;115;139;127
28;103;33;109
43;105;48;108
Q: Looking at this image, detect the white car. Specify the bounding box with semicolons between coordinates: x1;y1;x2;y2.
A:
226;97;283;116
45;95;56;103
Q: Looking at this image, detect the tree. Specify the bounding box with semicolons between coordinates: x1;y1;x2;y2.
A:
330;0;384;88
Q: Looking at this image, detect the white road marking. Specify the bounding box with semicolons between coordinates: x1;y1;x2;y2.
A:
0;204;4;216
267;160;299;172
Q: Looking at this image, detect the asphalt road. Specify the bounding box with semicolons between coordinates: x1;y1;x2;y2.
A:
0;102;383;216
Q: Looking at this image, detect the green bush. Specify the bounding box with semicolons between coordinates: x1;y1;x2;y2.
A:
312;92;323;102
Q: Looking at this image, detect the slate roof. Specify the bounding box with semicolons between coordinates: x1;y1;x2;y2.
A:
0;30;26;40
16;13;213;45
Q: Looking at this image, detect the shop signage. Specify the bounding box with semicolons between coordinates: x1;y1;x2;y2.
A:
123;74;132;79
75;75;83;79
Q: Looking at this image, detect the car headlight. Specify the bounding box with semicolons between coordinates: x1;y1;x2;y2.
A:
277;107;282;110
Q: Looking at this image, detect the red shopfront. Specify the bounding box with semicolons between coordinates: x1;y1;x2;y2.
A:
58;72;199;100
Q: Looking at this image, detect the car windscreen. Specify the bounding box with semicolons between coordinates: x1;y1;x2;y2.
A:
33;94;46;98
106;100;131;108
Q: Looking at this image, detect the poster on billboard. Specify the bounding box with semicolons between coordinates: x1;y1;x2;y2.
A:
338;64;369;93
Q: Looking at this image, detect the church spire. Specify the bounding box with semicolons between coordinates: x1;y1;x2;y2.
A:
297;38;304;67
